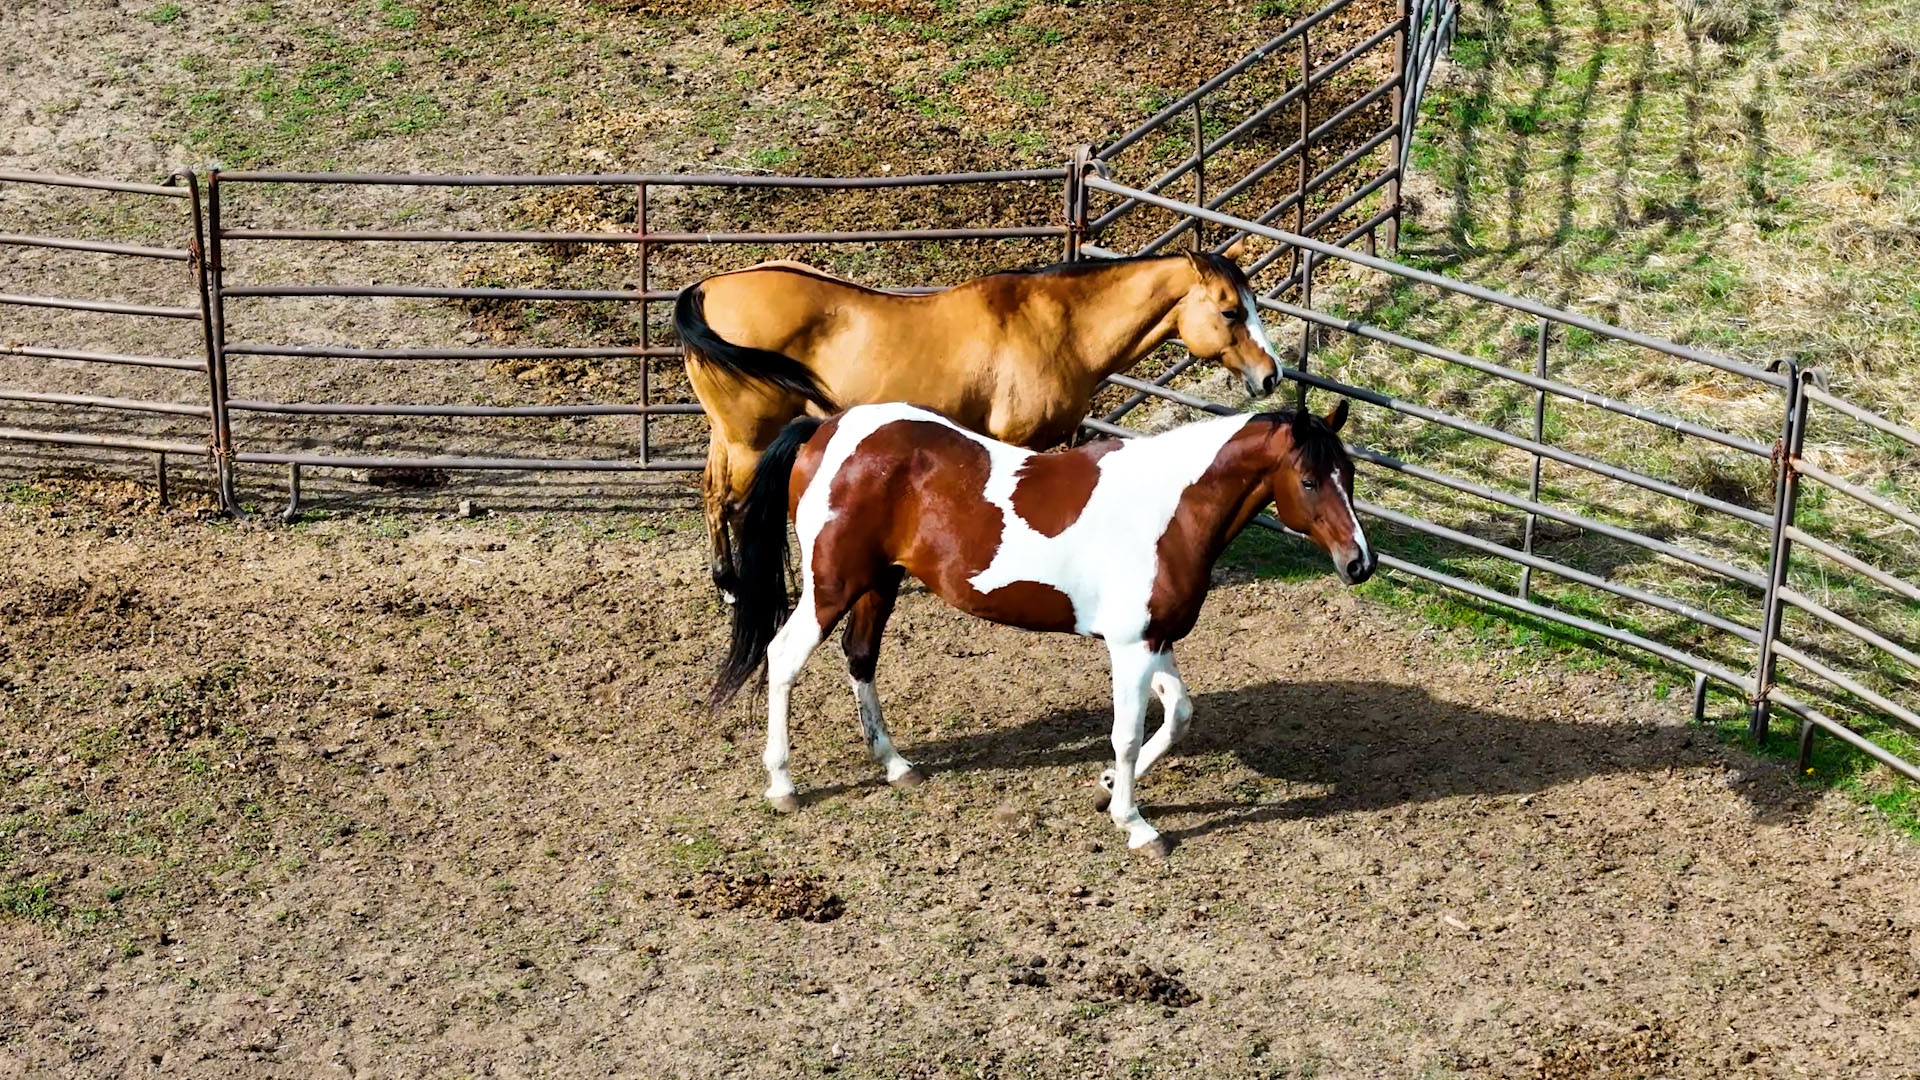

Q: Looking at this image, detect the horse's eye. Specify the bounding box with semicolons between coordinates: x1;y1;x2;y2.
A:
1302;478;1320;491
1225;307;1244;321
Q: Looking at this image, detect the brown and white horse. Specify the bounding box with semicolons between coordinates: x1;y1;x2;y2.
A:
675;249;1291;600
711;400;1374;858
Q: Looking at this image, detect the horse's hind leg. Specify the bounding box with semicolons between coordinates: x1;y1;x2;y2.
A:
841;566;921;786
703;436;740;602
761;607;824;813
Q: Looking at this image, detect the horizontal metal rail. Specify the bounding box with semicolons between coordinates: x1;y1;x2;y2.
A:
1273;361;1774;527
1097;369;1768;591
1099;0;1363;160
1783;525;1920;604
1096;22;1404;232
1776;586;1920;672
218;226;1066;245
1357;498;1762;643
227;399;703;418
1191;122;1401;253
1804;383;1920;450
223;343;679;361
223;284;674;302
1371;548;1756;690
1099;65;1403;236
1346;440;1767;589
1792;457;1920;533
0;292;201;320
1262;296;1774;455
1771;642;1920;736
215;168;1068;188
0;426;207;455
0;343;205;372
0;170;189;198
234;450;701;471
1768;689;1920;784
0;389;210;417
0;233;191;261
1083;176;1787;387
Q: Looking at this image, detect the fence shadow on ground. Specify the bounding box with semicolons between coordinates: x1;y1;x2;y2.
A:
891;677;1818;841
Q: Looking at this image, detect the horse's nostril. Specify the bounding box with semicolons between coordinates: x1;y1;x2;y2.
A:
1346;558;1366;580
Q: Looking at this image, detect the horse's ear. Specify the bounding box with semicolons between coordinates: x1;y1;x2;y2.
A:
1323;398;1350;433
1221;236;1249;262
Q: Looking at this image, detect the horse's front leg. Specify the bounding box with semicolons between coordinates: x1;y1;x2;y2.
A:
1104;641;1168;859
1102;649;1191;791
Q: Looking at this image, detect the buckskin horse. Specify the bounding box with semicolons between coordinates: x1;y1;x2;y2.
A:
675;248;1291;600
711;399;1373;858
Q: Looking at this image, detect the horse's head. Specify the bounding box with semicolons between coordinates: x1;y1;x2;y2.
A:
1266;399;1375;585
1173;244;1287;399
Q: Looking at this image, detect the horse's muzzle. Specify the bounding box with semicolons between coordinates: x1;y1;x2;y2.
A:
1246;369;1280;398
1336;549;1376;586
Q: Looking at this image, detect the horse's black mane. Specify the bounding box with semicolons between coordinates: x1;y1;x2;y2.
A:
1254;407;1347;478
1014;249;1253;291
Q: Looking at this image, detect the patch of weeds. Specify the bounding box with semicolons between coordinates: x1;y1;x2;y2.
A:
2;482;52;507
0;877;65;925
145;3;183;25
971;1;1023;27
748;146;796;171
377;0;418;30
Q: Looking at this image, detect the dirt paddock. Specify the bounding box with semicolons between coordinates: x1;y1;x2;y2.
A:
2;478;1917;1079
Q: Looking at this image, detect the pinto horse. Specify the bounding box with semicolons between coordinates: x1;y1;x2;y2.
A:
675;248;1291;600
711;400;1374;858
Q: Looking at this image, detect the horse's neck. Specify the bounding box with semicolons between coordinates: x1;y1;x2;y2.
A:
1064;258;1193;379
1164;421;1282;565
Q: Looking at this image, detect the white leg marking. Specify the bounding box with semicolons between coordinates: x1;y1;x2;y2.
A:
762;608;823;806
1105;640;1161;850
1133;653;1194;781
851;676;916;782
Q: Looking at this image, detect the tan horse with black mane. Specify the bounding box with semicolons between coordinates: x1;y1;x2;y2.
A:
712;400;1373;858
675;248;1291;599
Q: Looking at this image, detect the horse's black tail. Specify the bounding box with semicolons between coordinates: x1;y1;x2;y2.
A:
713;415;827;709
675;282;837;413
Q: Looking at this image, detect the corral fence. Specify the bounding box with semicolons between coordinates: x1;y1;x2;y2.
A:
4;0;1916;783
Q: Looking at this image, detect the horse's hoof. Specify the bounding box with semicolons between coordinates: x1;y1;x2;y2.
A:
890;767;927;788
1093;790;1112;813
1131;836;1172;861
768;793;801;814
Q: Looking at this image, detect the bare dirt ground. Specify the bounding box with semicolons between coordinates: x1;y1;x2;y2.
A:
3;487;1919;1079
6;2;1920;1077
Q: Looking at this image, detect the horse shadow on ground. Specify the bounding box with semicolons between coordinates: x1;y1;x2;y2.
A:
876;679;1815;844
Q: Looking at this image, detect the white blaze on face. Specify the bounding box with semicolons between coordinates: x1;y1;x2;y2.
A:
1330;469;1370;571
1238;285;1286;366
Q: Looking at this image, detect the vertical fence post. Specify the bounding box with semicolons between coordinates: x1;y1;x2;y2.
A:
1292;28;1314;281
1294;248;1316;409
1191;101;1207;251
637;182;652;467
179;170;234;513
202;169;239;513
1064;145;1092;262
1519;315;1549;600
1387;0;1412;251
1750;363;1809;744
